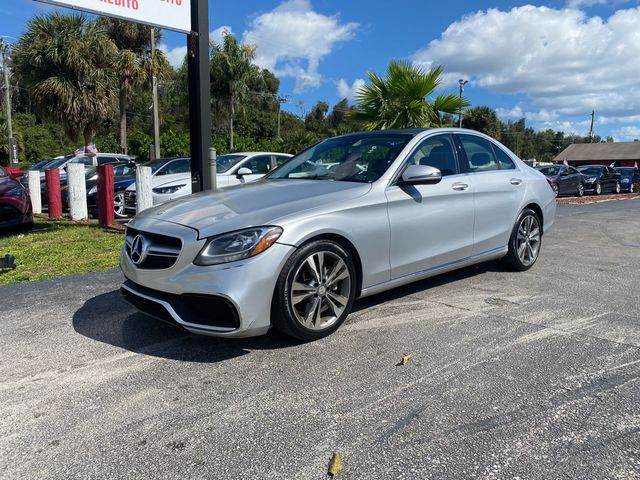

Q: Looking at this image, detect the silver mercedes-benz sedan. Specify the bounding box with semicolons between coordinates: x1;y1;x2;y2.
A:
121;128;556;341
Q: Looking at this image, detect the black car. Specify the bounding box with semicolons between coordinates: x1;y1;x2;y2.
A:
576;165;621;195
535;165;585;197
614;167;640;193
60;160;137;217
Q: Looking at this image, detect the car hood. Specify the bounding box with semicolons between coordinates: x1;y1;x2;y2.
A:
133;179;371;238
0;175;20;195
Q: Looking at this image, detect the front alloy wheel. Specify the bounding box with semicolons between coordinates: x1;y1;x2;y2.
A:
114;191;127;218
577;183;584;197
595;182;602;195
552;183;559;197
615;182;621;194
273;240;357;341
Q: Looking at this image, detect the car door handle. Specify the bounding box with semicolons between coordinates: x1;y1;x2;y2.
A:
510;178;523;186
451;182;469;191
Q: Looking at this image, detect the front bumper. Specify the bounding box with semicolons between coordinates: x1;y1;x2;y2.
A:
120;219;295;337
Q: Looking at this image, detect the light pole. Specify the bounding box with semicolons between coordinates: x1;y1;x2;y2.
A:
458;79;468;128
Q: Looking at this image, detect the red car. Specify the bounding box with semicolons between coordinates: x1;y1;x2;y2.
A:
0;166;33;229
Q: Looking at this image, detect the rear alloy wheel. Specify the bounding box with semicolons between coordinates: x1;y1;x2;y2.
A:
114;191;127;218
273;240;357;341
614;182;621;194
631;183;635;193
501;208;542;271
595;182;602;195
577;183;584;197
552;183;559;197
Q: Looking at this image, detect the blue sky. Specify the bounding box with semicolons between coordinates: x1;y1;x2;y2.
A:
2;0;640;141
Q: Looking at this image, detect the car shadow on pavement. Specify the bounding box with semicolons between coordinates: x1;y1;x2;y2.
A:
352;260;507;312
72;290;300;364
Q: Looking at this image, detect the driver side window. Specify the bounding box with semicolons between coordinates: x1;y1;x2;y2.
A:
406;135;458;176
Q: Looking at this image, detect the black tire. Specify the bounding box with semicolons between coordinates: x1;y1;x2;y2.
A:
272;240;357;341
577;182;584;197
594;182;602;195
501;208;542;272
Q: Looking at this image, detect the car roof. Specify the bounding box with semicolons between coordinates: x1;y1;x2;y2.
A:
231;152;293;156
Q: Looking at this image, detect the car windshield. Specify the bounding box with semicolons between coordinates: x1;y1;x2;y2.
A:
144;158;174;174
266;134;412;183
45;157;68;169
577;167;602;175
216;154;247;173
615;168;634;175
537;166;561;176
29;158;54;170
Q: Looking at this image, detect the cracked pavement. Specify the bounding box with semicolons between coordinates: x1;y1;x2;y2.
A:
1;199;639;479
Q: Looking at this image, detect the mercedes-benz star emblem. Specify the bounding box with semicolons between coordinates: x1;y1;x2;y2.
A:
130;235;148;265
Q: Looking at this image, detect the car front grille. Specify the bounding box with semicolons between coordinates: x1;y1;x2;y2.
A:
124;191;136;209
0;205;21;222
125;226;182;269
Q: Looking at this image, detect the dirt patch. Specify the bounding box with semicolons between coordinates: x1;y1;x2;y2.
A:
557;193;640;205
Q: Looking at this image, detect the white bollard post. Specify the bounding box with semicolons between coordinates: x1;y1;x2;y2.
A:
67;163;88;220
136;165;153;214
28;170;42;214
209;147;217;192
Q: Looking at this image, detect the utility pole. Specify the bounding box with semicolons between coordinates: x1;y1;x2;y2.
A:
589;110;595;143
1;39;13;161
150;29;160;160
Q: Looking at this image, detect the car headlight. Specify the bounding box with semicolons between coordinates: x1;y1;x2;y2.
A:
194;226;283;266
585;177;596;183
3;185;24;198
88;186;97;195
153;184;185;194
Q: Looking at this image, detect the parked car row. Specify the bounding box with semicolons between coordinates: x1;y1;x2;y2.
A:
535;164;638;197
123;152;292;215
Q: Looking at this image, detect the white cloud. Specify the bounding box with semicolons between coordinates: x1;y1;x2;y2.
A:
412;5;640;132
158;44;187;69
337;78;365;101
242;0;358;93
209;26;233;45
614;126;640;140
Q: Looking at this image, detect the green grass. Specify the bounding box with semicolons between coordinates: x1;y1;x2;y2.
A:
0;217;124;285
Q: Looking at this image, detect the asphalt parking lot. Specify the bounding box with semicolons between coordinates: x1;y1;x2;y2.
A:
1;199;639;479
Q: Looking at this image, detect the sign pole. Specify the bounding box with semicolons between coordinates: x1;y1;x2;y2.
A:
187;0;212;193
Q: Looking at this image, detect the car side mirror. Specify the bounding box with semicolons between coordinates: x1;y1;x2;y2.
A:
400;164;442;185
236;167;252;178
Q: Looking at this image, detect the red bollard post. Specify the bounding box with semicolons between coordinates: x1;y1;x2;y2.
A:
97;164;114;227
45;168;62;219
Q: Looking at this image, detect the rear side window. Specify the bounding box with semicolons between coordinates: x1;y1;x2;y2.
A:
406;134;458;176
97;156;118;165
161;159;190;175
459;135;499;172
492;145;516;170
275;155;291;167
246;155;273;174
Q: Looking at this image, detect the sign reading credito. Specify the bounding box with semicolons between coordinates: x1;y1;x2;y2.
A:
34;0;191;33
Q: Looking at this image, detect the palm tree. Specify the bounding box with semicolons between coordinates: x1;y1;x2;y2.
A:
350;61;467;130
210;33;258;150
99;18;171;154
11;13;117;148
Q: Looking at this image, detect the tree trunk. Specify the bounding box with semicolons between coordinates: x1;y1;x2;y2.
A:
119;81;128;155
83;123;96;150
229;94;234;151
